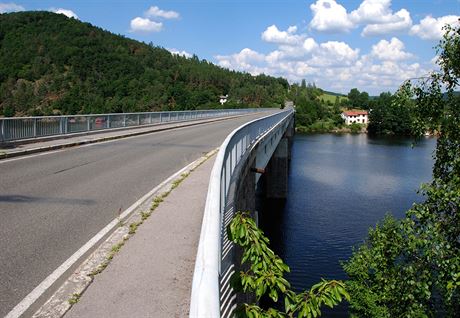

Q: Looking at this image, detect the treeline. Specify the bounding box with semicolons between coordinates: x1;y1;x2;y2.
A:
0;11;288;117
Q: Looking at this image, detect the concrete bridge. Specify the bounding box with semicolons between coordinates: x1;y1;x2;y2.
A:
190;108;294;317
0;108;294;317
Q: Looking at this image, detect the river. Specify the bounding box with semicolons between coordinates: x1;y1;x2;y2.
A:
259;133;436;316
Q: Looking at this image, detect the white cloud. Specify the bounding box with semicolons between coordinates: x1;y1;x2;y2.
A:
130;17;163;33
261;25;303;45
371;37;413;61
287;25;298;33
52;8;78;19
145;6;179;19
430;55;439;66
303;38;318;52
168;48;193;58
309;0;354;33
214;0;440;94
410;15;460;40
216;48;268;75
309;41;360;67
308;0;413;37
361;8;412;36
0;2;24;13
214;35;432;95
350;0;400;24
129;5;179;34
261;36;318;64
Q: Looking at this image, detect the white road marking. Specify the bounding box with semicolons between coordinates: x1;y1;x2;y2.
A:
0;149;65;163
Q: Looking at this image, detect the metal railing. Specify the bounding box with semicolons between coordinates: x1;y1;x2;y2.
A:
190;108;294;317
0;109;266;143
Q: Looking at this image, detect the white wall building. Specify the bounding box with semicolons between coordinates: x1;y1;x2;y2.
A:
341;110;368;125
219;95;228;105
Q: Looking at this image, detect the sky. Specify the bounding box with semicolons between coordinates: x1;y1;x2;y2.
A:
1;0;459;95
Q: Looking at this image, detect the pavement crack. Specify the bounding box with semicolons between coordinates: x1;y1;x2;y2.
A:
53;161;97;174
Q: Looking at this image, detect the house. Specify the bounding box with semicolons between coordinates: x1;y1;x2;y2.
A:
219;95;228;105
341;110;368;125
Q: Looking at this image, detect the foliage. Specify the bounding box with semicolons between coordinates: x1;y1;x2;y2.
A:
367;86;414;135
344;215;433;317
0;11;288;116
346;88;370;109
349;123;363;134
229;212;349;318
344;19;460;317
289;82;346;132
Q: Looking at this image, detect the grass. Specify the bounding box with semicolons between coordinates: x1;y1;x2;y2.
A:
89;240;127;277
171;172;190;189
319;93;348;104
128;222;140;234
68;293;81;305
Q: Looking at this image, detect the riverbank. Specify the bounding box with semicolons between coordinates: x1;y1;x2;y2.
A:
295;123;367;134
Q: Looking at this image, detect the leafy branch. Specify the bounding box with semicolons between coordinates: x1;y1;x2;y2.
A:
229;212;349;318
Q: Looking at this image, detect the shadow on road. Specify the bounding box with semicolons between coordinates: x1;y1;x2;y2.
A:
0;195;96;205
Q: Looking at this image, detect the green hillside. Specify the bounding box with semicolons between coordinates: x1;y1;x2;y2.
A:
0;11;288;117
319;93;348;104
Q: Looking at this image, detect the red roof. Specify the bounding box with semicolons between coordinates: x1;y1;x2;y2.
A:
343;110;368;116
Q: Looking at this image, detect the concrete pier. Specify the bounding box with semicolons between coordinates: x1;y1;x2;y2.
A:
265;137;289;199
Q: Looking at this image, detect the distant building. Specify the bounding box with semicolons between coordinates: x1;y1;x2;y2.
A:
284;101;294;108
341;110;368;125
219;95;228;105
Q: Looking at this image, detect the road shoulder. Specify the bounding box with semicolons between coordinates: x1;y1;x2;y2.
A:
33;152;216;318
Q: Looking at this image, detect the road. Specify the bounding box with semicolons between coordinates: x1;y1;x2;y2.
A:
0;112;271;316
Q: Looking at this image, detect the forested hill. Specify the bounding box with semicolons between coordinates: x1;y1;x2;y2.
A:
0;11;289;117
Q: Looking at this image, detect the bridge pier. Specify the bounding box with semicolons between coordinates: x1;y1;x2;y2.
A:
264;117;294;199
265;137;289;199
235;154;256;214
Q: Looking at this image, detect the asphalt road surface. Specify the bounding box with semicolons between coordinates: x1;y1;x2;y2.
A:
0;112;272;316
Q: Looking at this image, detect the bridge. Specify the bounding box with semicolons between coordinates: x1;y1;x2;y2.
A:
0;107;294;317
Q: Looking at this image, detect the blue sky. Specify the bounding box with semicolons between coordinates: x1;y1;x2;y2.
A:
1;0;459;95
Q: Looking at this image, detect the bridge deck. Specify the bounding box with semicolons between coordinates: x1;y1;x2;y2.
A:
0;112;276;317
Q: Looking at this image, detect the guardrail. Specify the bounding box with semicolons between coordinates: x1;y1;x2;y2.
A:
190;108;294;317
0;109;265;143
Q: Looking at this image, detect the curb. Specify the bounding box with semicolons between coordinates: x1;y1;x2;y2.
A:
0;114;247;160
28;148;218;318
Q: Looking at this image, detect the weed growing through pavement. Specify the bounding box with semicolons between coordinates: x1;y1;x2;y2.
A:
68;293;81;305
171;171;191;189
141;211;150;221
89;241;126;277
129;222;140;234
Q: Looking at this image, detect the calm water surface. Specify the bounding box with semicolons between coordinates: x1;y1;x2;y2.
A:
259;134;436;316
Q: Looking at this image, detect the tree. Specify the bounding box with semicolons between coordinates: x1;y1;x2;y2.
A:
344;20;460;317
347;88;369;109
347;88;361;108
367;88;413;135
